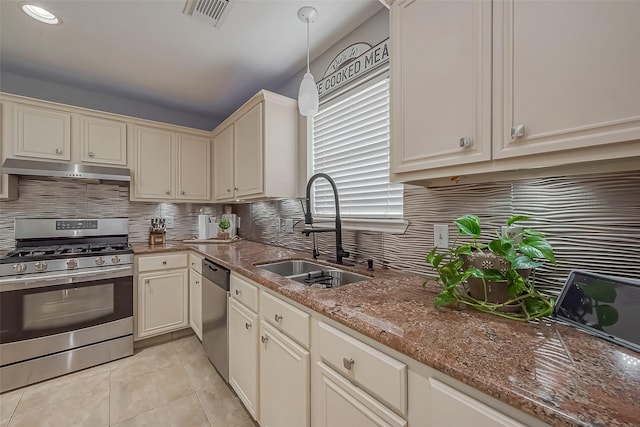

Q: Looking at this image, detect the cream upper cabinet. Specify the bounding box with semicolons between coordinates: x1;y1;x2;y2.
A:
234;103;264;198
132;125;210;202
390;0;492;173
80;115;127;165
134;125;175;199
0;103;18;200
177;134;210;200
390;0;640;184
213;124;235;200
211;90;297;202
493;0;640;159
13;104;71;160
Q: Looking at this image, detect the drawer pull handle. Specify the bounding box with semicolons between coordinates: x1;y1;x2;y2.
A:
180;191;185;195
162;261;167;265
343;357;354;370
245;322;251;330
235;289;240;295
195;280;199;285
261;335;269;344
55;148;63;154
274;314;283;322
511;124;526;138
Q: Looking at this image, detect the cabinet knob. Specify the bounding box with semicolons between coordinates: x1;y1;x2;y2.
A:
261;335;269;344
88;152;95;157
55;148;63;154
459;137;472;148
162;261;167;265
226;189;231;193
235;289;240;295
511;124;526;138
165;191;171;195
274;314;283;323
195;280;199;285
245;322;251;330
343;357;355;370
144;279;149;284
180;191;185;195
234;187;239;191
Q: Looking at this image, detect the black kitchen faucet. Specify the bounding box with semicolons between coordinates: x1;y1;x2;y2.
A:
302;173;352;265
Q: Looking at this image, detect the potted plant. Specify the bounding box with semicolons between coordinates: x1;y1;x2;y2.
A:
425;214;556;321
218;218;231;240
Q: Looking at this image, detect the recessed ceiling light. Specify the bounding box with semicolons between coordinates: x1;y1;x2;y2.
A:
21;4;61;25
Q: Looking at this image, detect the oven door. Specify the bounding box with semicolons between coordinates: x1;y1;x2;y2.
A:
0;266;133;346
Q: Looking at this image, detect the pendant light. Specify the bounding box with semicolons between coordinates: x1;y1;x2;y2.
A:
297;6;319;117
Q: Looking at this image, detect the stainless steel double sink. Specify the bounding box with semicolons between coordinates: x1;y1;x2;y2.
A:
257;260;369;289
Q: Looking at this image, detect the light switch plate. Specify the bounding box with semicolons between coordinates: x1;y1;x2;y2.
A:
434;224;449;248
164;216;174;229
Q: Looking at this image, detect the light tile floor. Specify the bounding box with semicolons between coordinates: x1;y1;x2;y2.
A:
0;335;258;427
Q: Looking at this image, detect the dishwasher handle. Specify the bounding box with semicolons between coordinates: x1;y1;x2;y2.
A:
202;258;230;291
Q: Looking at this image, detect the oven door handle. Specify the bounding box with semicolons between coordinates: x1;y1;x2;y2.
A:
0;266;133;292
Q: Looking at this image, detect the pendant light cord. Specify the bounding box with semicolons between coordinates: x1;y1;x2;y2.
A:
306;19;310;73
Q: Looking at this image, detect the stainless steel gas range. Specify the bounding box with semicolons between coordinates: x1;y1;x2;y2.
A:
0;218;134;392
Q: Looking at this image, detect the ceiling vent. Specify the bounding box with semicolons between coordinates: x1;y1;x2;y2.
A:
183;0;231;29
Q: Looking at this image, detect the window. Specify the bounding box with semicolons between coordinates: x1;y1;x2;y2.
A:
310;77;403;220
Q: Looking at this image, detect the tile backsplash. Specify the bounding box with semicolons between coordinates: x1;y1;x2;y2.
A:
2;171;638;295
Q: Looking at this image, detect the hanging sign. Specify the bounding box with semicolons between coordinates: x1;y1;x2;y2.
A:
317;38;389;98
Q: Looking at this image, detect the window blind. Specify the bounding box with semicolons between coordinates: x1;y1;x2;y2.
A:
311;78;403;218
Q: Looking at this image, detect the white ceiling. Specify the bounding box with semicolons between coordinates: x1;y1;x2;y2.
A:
0;0;383;126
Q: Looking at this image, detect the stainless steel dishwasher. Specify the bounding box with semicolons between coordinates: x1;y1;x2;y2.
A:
201;258;231;383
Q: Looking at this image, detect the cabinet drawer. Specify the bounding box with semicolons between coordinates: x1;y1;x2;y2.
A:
138;253;188;272
230;273;259;312
261;290;310;348
316;321;407;416
189;252;203;274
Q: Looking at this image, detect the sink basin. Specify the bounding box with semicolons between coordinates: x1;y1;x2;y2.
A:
257;260;370;289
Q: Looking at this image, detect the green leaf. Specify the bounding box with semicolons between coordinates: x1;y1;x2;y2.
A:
522;296;551;317
454;245;473;256
579;281;617;303
595;304;619;326
488;240;517;261
425;247;440;266
434;292;458;307
506;272;527;296
506;215;530;226
477;268;506;282
520;236;556;263
512;255;544;270
523;228;544;237
454;215;481;238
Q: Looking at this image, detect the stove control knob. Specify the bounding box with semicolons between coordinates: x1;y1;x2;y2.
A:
35;261;47;271
95;257;106;266
111;255;121;264
66;259;78;269
13;263;27;273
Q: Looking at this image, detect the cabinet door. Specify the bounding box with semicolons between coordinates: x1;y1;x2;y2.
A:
390;0;492;173
137;269;188;339
189;271;202;340
430;379;525;427
234;103;263;198
178;134;210;200
493;0;640;158
13;104;71;160
315;362;407;427
134;126;175;199
213;124;235;200
229;298;259;420
260;321;309;427
80;116;127;165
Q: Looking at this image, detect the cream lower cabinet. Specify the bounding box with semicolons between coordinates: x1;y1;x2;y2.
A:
189;252;203;340
135;253;189;340
228;273;260;420
259;320;310;427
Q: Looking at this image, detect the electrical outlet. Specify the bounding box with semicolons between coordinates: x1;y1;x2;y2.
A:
274;217;281;232
434;224;449;248
237;216;241;229
164;216;174;229
501;225;523;242
285;219;294;233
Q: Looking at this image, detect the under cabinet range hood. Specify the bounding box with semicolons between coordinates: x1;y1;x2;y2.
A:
1;158;131;184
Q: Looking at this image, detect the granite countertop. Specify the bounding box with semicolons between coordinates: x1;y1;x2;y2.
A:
133;241;640;427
